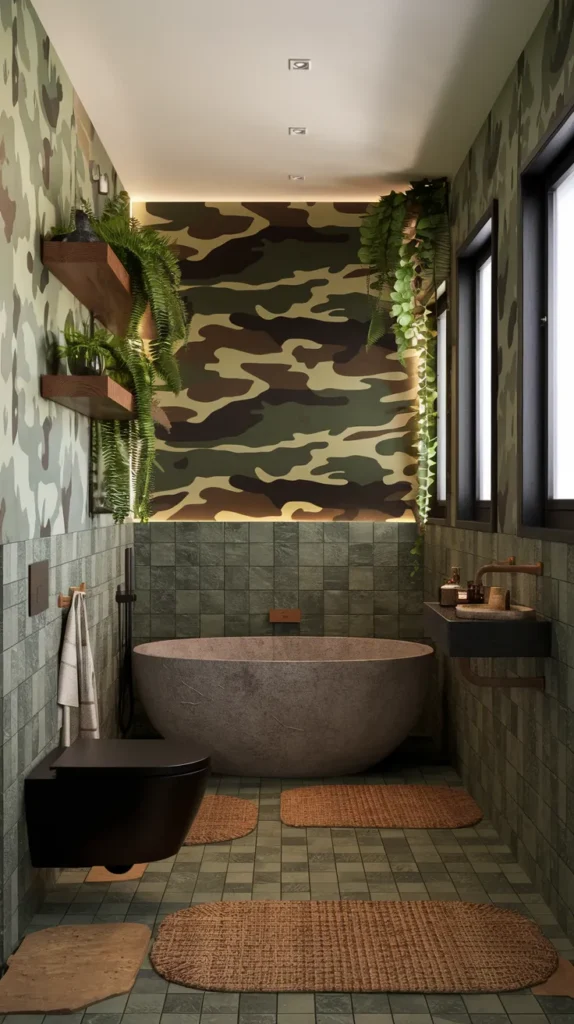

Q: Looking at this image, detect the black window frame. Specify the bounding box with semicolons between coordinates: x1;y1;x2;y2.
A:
520;108;574;540
427;290;449;523
455;202;498;532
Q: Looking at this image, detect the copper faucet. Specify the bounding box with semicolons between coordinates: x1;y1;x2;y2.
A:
474;556;543;586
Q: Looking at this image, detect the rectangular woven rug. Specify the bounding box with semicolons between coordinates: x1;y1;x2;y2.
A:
151;900;557;992
280;784;482;829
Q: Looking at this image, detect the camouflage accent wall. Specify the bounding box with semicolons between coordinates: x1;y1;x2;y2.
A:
0;0;127;962
133;201;418;522
425;0;574;940
0;0;121;544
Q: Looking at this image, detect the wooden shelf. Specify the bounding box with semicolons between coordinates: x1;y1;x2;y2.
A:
41;375;170;431
42;241;156;339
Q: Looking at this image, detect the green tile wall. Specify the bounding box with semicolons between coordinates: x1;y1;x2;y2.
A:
133;522;423;644
425;525;574;940
424;0;574;944
0;523;133;959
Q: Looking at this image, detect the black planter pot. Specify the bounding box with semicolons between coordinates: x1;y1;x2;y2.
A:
62;209;100;243
67;351;104;375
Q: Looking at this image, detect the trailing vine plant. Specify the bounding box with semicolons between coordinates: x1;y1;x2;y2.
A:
359;178;449;553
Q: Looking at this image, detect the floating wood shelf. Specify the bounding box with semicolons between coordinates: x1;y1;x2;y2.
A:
42;241;156;339
41;375;170;431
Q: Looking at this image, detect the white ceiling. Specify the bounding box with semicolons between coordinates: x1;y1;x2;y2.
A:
35;0;548;201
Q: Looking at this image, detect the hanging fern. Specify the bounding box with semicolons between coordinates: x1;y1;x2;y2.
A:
81;191;189;393
359;178;449;548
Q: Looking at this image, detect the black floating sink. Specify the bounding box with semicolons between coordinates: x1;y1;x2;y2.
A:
424;602;551;658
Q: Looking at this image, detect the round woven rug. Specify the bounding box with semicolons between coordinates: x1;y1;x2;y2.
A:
151;899;558;993
185;795;258;845
280;784;482;829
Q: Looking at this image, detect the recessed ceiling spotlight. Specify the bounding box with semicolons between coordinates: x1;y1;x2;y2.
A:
289;175;305;181
289;59;311;70
288;127;307;135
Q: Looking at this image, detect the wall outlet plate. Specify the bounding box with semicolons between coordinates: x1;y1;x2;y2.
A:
29;560;49;616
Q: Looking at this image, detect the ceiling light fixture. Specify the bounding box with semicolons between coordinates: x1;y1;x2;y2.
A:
288;127;307;135
288;59;311;70
289;175;305;181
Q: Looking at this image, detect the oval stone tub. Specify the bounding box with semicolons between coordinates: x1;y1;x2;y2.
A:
134;636;433;777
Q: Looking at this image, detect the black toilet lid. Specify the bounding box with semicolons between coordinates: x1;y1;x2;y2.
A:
51;739;211;777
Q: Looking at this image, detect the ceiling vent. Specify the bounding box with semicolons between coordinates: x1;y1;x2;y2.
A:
288;127;307;135
288;59;311;71
289;175;305;181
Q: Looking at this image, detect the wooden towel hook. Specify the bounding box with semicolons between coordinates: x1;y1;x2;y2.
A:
58;582;86;609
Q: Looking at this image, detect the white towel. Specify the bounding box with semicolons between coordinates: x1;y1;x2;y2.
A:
57;590;100;747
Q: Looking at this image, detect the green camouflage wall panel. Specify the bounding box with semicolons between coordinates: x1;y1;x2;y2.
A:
0;0;121;543
133;201;418;521
448;0;574;535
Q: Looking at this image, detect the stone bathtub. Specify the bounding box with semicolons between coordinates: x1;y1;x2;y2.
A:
133;636;433;777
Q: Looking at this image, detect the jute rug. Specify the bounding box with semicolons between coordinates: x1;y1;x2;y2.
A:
0;923;150;1012
280;784;482;829
151;900;557;993
185;795;258;845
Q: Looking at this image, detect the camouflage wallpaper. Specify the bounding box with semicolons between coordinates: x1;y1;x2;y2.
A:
133;201;418;522
0;0;121;544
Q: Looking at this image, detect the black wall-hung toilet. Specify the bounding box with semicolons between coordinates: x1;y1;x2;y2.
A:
25;739;210;871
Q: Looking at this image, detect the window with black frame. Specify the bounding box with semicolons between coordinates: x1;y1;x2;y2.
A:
428;291;448;520
522;114;574;537
456;203;498;530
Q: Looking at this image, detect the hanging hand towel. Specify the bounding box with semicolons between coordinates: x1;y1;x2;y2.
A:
57;590;100;747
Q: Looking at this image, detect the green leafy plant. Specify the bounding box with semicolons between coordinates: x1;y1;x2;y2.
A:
58;322;159;522
96;337;157;523
81;191;189;393
52;192;190;523
359;178;449;547
57;320;111;373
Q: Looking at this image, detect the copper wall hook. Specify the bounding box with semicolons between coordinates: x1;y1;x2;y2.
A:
57;582;86;609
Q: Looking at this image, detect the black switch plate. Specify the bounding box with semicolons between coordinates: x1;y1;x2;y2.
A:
29;560;49;616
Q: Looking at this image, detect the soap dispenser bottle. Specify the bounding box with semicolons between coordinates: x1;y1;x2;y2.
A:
439;567;460;607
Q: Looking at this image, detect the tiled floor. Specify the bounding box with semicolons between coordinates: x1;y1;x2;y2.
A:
14;766;574;1024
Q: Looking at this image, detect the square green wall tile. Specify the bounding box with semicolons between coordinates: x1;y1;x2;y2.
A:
134;521;420;644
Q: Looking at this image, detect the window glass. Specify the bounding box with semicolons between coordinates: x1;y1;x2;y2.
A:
436;308;447;504
548;165;574;500
475;256;492;502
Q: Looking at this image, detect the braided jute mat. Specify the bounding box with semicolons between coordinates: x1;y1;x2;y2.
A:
151;900;557;993
281;785;482;829
185;795;258;845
